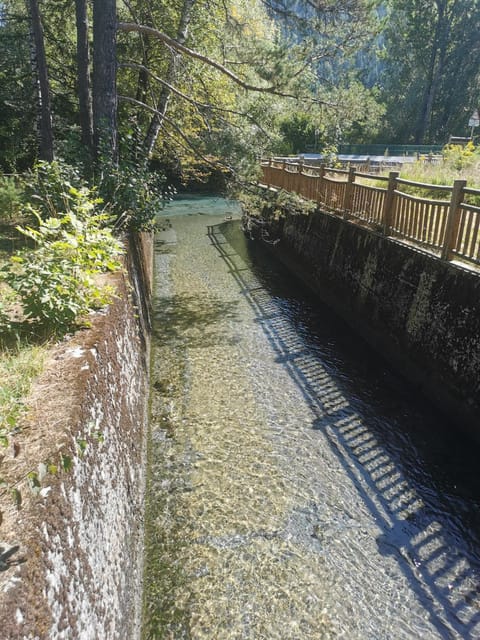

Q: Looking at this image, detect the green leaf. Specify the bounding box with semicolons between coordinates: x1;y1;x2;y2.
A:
27;471;41;494
11;488;22;509
77;438;88;457
60;454;73;472
47;463;58;475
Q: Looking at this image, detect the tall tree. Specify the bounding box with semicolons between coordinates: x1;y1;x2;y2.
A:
75;0;93;154
376;0;480;143
143;0;197;157
414;0;450;143
116;0;381;176
0;0;382;178
26;0;54;161
0;0;36;171
93;0;117;164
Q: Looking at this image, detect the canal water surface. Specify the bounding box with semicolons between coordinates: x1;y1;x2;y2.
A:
143;196;480;639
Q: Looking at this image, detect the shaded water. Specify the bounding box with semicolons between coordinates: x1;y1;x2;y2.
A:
143;195;480;639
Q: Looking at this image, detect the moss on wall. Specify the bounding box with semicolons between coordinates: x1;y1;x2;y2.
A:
250;202;480;438
0;233;153;639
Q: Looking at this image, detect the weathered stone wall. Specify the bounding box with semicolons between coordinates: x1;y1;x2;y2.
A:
255;207;480;438
0;233;152;639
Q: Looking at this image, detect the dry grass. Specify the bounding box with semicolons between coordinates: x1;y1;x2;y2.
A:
0;345;46;445
0;218;47;447
400;147;480;191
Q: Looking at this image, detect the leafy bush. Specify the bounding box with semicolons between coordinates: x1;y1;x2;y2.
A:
0;186;123;337
24;159;84;219
0;176;23;222
94;126;174;231
400;141;480;190
442;140;478;171
98;161;173;231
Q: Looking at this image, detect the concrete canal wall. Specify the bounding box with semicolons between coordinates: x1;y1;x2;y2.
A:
0;233;152;639
250;204;480;438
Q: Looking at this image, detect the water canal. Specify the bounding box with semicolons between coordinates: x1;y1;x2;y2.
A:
143;195;480;639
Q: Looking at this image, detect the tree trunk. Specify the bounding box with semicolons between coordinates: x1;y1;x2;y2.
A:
92;0;118;164
415;0;448;144
135;49;150;106
26;0;54;161
143;0;196;157
75;0;93;155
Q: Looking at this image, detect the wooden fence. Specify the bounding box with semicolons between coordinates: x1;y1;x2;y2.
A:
260;159;480;267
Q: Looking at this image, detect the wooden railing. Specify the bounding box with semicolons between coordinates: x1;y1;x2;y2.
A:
260;159;480;267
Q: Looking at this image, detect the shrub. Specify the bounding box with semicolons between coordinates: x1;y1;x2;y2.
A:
400;141;480;190
0;176;23;222
442;140;478;171
95;127;174;231
23;159;84;219
98;161;173;232
0;186;123;337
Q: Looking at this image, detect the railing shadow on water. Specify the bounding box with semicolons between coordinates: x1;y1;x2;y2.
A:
152;292;240;349
207;222;480;640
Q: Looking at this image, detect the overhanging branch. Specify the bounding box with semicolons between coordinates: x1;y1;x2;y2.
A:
117;21;324;103
118;62;272;139
118;94;234;172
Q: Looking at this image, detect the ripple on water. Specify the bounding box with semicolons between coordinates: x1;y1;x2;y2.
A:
143;203;480;640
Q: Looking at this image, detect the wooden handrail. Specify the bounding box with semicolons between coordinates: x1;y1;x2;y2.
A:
393;190;449;207
259;160;480;268
396;177;453;192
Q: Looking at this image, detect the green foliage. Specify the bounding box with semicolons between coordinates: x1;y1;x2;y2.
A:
0;344;45;449
24;160;84;219
277;113;317;155
0;177;23;222
400;142;480;192
1;0;385;183
376;0;480;143
99;161;171;231
442;141;478;171
0;1;36;172
239;185;315;220
60;454;73;472
0;183;123;338
94;124;172;230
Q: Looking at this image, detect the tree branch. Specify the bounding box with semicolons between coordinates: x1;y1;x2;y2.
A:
118;62;272;139
117;21;323;103
119;94;234;174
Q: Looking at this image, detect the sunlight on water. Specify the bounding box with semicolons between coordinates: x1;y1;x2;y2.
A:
160;194;241;218
143;196;480;640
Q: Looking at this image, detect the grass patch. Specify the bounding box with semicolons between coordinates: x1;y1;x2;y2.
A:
0;215;46;448
0;343;46;446
399;143;480;194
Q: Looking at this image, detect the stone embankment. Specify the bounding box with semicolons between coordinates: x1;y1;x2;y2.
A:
245;201;480;438
0;233;152;639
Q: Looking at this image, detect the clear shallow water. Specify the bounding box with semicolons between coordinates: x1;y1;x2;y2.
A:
143;196;480;639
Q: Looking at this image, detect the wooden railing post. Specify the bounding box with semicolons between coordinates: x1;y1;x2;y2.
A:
441;179;466;261
343;166;356;219
282;159;287;191
297;158;303;195
382;171;399;236
316;163;325;204
266;157;272;189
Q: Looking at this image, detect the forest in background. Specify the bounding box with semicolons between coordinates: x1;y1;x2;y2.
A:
0;0;479;182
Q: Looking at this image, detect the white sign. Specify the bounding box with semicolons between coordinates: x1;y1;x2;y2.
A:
469;109;480;128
